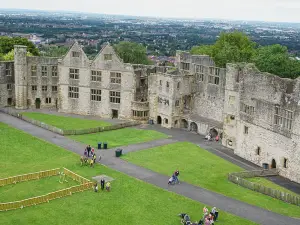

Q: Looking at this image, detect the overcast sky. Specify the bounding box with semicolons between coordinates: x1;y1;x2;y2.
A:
2;0;300;23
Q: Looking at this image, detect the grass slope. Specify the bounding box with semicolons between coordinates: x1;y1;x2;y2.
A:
122;142;300;218
21;112;111;130
69;128;169;148
0;123;256;225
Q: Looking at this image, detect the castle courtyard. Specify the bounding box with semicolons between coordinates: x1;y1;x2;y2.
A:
1;111;299;225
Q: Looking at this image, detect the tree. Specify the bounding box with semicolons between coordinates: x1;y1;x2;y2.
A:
0;36;39;56
40;46;69;57
114;41;150;65
190;45;214;56
2;49;33;61
191;32;256;67
253;44;300;79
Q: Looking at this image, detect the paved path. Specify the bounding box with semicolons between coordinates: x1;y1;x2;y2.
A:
1;113;300;225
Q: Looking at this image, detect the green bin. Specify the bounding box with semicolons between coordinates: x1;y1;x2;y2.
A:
104;142;108;149
115;149;122;157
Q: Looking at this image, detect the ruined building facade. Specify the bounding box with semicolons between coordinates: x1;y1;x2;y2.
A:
0;43;299;184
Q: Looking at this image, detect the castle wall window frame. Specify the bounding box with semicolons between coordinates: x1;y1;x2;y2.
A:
274;106;293;130
69;68;79;80
91;70;102;82
196;73;204;82
52;66;58;77
104;54;112;60
52;86;58;92
72;51;80;57
175;100;180;107
31;65;37;77
68;86;79;99
7;83;12;90
240;103;255;116
132;110;149;117
110;91;121;103
110;72;121;84
195;65;204;73
91;89;101;102
244;126;249;134
159;80;162;86
41;66;48;77
181;62;190;71
45;98;51;104
5;64;11;76
208;67;220;85
42;86;48;92
32;85;37;91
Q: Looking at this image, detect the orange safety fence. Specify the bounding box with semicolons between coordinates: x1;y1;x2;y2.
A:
0;168;93;212
0;168;60;187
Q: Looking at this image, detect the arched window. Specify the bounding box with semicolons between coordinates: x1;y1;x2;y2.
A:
177;82;180;89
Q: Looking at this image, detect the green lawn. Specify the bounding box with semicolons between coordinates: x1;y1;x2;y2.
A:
69;128;169;148
0;123;257;225
122;142;300;218
0;176;79;202
21;112;111;130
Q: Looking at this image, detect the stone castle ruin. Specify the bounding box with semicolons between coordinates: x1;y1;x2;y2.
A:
0;43;299;184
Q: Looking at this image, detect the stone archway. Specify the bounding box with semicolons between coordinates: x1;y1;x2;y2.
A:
181;119;188;129
190;122;198;133
271;159;277;169
209;128;218;138
157;116;162;125
164;118;169;124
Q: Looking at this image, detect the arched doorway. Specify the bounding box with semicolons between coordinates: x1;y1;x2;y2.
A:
181;119;188;129
271;159;277;169
164;118;169;124
157;116;162;125
190;122;198;133
209;128;218;138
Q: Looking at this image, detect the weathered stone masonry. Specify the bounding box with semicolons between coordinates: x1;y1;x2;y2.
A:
0;44;299;184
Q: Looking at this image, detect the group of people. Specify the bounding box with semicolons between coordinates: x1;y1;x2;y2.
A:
179;206;219;225
205;134;219;142
81;145;99;167
168;169;180;185
93;178;111;192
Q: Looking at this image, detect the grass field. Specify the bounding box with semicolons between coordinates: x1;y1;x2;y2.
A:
122;142;300;218
0;176;79;202
69;128;169;148
0;123;257;225
21;112;111;130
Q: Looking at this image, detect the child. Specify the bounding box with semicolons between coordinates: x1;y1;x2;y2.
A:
84;149;87;157
106;181;111;191
90;159;94;168
91;148;95;156
94;182;98;192
168;176;173;184
93;153;96;163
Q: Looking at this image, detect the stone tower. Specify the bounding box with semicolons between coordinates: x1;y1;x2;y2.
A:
14;45;28;109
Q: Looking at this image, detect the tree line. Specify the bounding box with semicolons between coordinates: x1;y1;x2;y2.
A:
190;32;300;79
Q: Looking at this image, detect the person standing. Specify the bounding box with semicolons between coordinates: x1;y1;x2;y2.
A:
100;179;105;190
87;145;91;157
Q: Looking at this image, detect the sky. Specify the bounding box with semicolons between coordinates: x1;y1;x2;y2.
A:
2;0;300;23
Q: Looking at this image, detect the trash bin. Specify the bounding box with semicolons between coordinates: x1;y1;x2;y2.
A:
103;142;108;149
262;163;269;169
98;142;102;150
115;149;123;157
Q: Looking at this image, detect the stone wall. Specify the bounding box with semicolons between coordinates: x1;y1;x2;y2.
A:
0;61;15;107
223;63;300;184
